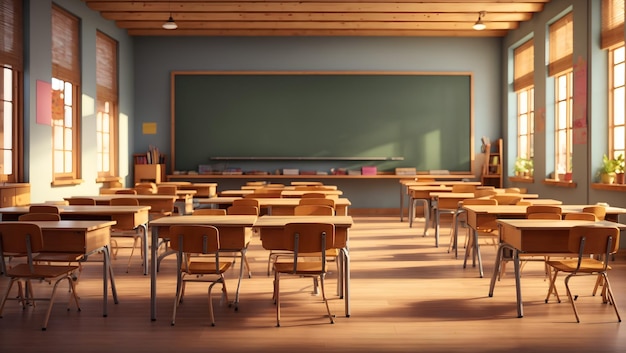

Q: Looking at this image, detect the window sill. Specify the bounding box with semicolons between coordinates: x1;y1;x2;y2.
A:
542;179;577;188
51;178;84;187
96;176;121;183
509;176;534;183
590;183;626;191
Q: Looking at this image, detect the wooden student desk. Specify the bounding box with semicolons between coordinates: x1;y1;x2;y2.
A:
0;205;151;275
490;219;626;318
197;197;352;216
253;215;354;318
0;220;119;317
66;194;182;215
405;185;453;236
462;204;626;278
148;215;258;321
399;179;481;222
157;182;217;198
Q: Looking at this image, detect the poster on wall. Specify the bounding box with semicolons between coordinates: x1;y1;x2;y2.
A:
36;80;52;125
572;56;588;145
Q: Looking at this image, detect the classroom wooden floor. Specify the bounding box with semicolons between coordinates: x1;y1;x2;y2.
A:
1;216;625;353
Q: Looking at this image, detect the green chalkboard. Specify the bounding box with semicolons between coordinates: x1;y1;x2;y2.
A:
172;72;473;173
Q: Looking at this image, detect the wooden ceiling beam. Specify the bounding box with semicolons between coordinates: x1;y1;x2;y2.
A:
126;28;509;37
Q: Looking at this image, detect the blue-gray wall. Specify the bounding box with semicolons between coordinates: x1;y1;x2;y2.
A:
24;0;134;202
133;36;502;208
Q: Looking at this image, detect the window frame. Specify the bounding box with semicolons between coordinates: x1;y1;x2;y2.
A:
51;4;81;186
95;31;119;180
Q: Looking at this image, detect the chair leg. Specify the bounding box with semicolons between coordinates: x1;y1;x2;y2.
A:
544;268;561;303
600;274;621;322
564;274;581;323
319;274;334;324
275;271;281;327
42;275;81;331
0;278;18;315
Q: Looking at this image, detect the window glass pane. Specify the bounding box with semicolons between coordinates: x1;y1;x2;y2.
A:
558;75;567;100
615;86;625;125
519;114;528;134
2;68;12;101
557;101;568;128
65;152;72;173
519;91;528;114
64;82;72;106
103;133;110;153
96;132;102;151
615;126;625;150
519;139;528;158
53;126;63;148
615;46;625;64
64;128;72;150
2;151;12;174
2;102;12;149
64;106;72;127
103;114;109;133
615;62;625;87
103;156;109;171
54;151;64;173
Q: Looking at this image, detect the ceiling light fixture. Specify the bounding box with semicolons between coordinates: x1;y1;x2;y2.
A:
473;11;486;31
162;3;178;30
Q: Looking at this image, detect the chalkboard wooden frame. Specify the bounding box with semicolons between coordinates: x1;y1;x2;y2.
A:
170;71;474;175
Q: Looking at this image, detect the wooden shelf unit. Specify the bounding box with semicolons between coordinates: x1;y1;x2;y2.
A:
481;138;502;188
133;154;166;184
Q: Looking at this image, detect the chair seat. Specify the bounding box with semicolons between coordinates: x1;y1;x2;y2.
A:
546;258;611;273
34;252;84;262
274;261;324;274
5;263;79;278
187;261;231;274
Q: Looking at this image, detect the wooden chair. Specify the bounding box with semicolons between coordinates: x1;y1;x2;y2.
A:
473;189;497;198
516;205;563;278
67;197;96;206
115;189;137;195
28;205;60;214
0;223;81;330
544;225;621;323
491;194;522;205
527;213;562;220
526;205;562;216
301;192;328;199
134;182;157;194
232;198;260;208
168;225;231;327
109;197;145;272
226;205;259;216
298;197;336;210
273;222;336;327
563;212;597;221
504;187;521;193
582;205;607;220
451;184;476;193
17;213;84;275
192;209;227;216
293;204;334;216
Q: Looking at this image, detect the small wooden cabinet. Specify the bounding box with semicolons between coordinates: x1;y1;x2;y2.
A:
481;138;502;188
133;154;166;184
0;183;31;207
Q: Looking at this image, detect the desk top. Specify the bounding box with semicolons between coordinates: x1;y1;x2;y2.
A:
496;219;626;230
253;215;353;228
431;192;539;199
0;205;151;215
463;204;626;216
402;180;481;186
197;197;351;207
1;219;117;231
150;215;258;227
68;195;177;201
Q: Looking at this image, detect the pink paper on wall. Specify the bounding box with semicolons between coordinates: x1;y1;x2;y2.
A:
36;80;52;125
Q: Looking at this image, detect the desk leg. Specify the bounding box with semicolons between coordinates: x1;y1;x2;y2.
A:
400;184;404;222
150;226;159;321
232;249;246;311
106;245;118;306
341;247;350;318
513;249;523;318
434;207;440;248
336;251;344;298
140;223;149;276
488;244;505;296
102;245;108;317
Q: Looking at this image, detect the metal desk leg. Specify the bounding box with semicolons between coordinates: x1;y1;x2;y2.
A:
513;249;523;318
150;226;159;321
400;184;405;222
140;223;149;275
488;244;506;296
434;205;440;248
342;247;351;318
232;248;246;311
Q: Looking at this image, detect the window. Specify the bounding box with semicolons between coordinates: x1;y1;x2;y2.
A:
603;0;625;160
548;13;573;178
51;5;81;185
0;0;23;183
96;31;118;179
513;39;534;171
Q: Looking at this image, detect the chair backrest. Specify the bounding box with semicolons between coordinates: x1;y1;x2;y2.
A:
527;213;562;220
135;182;157;194
563;212;597;221
474;189;498;198
504;187;521;193
18;213;61;221
568;225;620;259
461;198;498;206
157;185;177;195
115;189;137;195
245;190;282;198
29;205;60;214
0;222;44;257
298;198;336;208
263;184;285;189
491;195;522;205
526;205;562;216
168;225;220;254
67;197;96;206
192;208;227;215
110;197;140;206
232;198;260;208
293;204;335;216
246;181;266;186
452;184;477;193
282;223;335;271
582;206;607;221
301;192;328;199
516;200;532;206
227;205;259;215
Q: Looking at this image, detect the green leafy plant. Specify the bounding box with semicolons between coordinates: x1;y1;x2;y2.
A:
614;153;625;174
600;154;618;174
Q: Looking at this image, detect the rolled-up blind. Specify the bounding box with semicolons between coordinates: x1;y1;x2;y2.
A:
548;12;573;77
0;0;23;70
514;39;534;91
602;0;625;49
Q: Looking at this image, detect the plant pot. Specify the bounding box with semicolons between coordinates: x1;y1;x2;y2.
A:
615;172;625;184
601;172;616;184
564;172;572;181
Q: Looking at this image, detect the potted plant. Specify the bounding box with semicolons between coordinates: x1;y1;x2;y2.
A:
599;154;618;184
615;153;625;184
524;158;533;177
514;157;526;177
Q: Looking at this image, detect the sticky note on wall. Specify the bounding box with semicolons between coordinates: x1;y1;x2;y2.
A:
142;122;157;134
